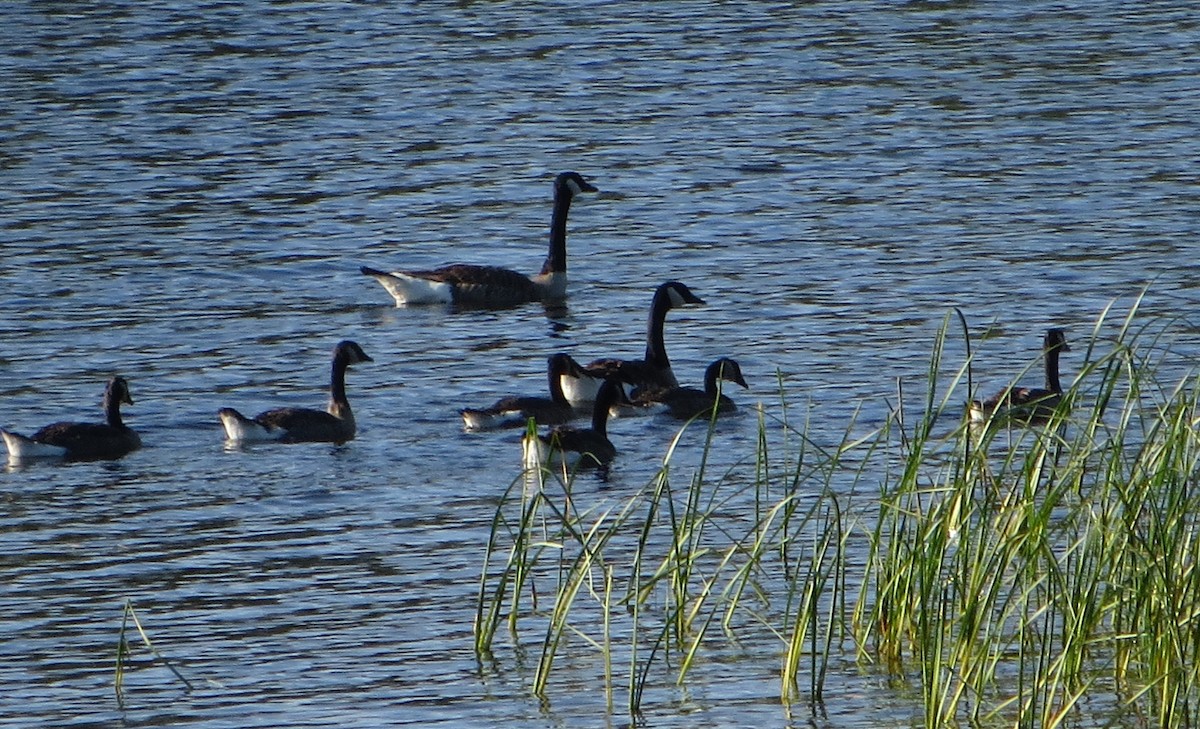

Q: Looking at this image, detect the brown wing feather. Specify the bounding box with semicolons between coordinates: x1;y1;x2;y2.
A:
541;427;616;467
585;358;676;390
976;387;1063;423
31;421;141;460
411;265;542;305
656;387;737;420
254;407;353;444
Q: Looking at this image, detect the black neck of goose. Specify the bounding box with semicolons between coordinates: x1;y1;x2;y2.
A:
592;383;618;437
539;187;573;275
704;363;721;397
330;354;351;407
104;390;125;428
644;292;672;368
1045;346;1063;393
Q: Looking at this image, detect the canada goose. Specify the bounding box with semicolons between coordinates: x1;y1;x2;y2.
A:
2;376;141;461
561;280;705;404
634;357;749;420
461;353;588;431
525;378;626;470
969;328;1070;424
219;340;372;444
360;171;597;307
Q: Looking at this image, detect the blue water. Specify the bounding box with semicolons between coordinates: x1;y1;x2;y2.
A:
2;2;1198;726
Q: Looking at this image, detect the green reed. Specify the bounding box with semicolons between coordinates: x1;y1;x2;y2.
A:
475;304;1200;727
115;599;194;705
859;302;1200;727
476;397;862;717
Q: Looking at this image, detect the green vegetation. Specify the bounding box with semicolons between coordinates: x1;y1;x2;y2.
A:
115;599;193;705
475;306;1200;727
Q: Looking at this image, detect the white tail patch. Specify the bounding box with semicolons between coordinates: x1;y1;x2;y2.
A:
521;431;598;475
2;430;68;459
520;432;592;490
219;410;283;443
522;431;548;472
530;270;568;297
367;271;454;306
967;401;988;423
461;408;525;432
519;432;544;496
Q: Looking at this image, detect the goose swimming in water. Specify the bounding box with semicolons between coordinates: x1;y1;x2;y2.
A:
633;357;749;420
2;376;141;461
461;353;589;431
360;171;597;307
969;328;1070;424
524;378;626;471
560;280;705;405
219;340;372;444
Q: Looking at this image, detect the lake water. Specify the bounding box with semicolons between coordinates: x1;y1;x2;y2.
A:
2;2;1199;727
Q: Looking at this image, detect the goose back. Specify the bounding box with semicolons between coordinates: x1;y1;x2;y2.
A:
461;353;585;430
637;357;749;420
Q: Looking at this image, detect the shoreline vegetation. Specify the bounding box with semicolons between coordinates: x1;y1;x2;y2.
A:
475;302;1200;727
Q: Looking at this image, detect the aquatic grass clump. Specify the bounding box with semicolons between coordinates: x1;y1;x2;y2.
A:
476;408;865;716
475;305;1200;727
858;307;1200;727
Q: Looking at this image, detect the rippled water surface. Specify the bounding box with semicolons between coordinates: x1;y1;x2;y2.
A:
3;2;1199;727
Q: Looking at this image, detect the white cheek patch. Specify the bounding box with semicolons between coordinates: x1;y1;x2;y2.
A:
340;344;369;365
560;372;602;407
667;287;686;308
566;179;584;195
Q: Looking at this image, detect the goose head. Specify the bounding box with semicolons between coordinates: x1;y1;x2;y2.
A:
105;376;135;408
547;352;585;378
555;171;599;198
659;280;705;309
333;340;373;366
708;358;749;391
102;375;135;426
1044;328;1069;354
